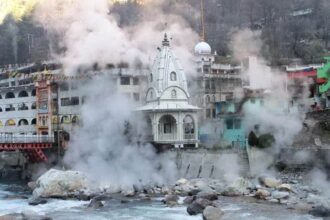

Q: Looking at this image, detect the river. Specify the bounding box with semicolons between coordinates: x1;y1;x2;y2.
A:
0;183;323;220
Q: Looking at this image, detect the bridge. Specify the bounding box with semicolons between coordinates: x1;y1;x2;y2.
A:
0;135;55;163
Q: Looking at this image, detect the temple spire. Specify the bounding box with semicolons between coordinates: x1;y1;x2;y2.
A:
200;0;206;41
162;33;170;47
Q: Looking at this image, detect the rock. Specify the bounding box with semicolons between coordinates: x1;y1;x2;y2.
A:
27;182;37;191
309;205;330;217
176;178;189;185
122;189;135;197
32;169;98;199
28;197;48;206
272;191;289;200
21;210;52;220
183;196;195;205
259;177;282;188
277;184;292;192
255;189;271;199
196;191;218;201
87;199;104;209
221;178;250;197
187;198;213;215
203;206;224;220
0;213;23;220
164;194;178;203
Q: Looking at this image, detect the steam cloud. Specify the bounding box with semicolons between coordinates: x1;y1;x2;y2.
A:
63;76;178;189
33;0;198;75
30;0;199;188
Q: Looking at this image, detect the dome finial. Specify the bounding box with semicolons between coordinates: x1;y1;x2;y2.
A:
162;33;170;47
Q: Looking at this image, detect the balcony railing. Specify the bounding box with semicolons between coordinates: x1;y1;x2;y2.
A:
0;135;54;143
184;134;195;140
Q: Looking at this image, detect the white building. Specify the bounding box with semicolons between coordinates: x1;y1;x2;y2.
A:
138;34;199;148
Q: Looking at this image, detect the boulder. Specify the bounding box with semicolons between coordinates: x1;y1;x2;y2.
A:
259;177;282;188
221;178;250;197
28;197;48;206
255;189;271;199
163;194;179;206
277;184;292;192
272;191;289;200
187;198;213;215
196;191;218;201
32;169;98;199
309;205;330;217
183;196;195;205
87;199;104;209
203;206;224;220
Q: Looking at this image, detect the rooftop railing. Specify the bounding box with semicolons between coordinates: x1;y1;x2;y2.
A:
0;135;54;143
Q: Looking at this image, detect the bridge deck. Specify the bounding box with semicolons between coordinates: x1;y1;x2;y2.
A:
0;136;55;163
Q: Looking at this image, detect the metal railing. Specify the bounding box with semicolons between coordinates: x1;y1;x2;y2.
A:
0;135;54;143
184;134;195;140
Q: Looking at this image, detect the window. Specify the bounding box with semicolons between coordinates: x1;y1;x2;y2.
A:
18;103;28;111
18;90;28;97
133;77;139;85
226;118;241;130
5;92;15;99
71;97;79;105
212;109;216;118
149;91;153;99
5;104;15;112
120;77;130;85
60;82;69;91
150;74;153;82
226;119;233;129
234;119;242;129
206;109;211;118
205;80;210;89
31;118;37;125
133;93;140;101
61;98;70;106
205;95;210;104
31;102;36;109
171;89;177;99
170;72;177;81
31;89;36;96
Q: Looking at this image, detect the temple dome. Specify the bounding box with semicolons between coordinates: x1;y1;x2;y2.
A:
194;41;211;55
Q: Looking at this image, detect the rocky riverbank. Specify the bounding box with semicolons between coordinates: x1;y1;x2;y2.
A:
1;168;329;220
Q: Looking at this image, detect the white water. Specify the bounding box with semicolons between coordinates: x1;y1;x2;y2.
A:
0;184;323;220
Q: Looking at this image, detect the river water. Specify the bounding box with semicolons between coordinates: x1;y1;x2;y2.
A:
0;183;323;220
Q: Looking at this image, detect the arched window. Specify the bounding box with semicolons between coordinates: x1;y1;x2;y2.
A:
205;95;210;104
72;115;79;125
18;103;28;111
31;118;37;125
212;95;216;103
18;90;28;98
171;89;177;99
183;115;195;139
159;115;176;134
18;119;29;126
5;92;15;99
0;94;2;99
61;115;70;124
0;107;2;112
149;91;153;99
31;102;36;110
170;72;177;81
31;89;36;96
5;119;16;126
150;74;153;82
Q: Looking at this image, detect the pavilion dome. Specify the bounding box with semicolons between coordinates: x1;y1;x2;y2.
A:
194;41;211;55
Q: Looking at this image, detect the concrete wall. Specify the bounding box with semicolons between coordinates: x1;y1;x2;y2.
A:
166;148;249;179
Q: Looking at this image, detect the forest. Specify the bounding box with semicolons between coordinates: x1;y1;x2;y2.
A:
0;0;329;66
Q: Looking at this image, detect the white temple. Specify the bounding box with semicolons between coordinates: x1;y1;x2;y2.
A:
138;34;199;148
